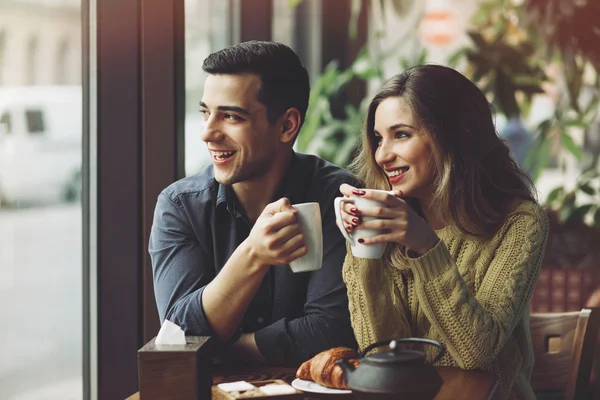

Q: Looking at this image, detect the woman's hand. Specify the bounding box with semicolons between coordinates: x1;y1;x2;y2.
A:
338;184;439;256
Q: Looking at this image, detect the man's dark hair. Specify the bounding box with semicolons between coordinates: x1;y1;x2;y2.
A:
202;41;310;129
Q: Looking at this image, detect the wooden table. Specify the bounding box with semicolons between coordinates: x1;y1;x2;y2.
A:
127;365;498;399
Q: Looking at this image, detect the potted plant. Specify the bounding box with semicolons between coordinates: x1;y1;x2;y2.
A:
459;0;600;312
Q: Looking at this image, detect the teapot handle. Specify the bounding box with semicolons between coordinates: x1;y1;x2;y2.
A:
359;337;446;364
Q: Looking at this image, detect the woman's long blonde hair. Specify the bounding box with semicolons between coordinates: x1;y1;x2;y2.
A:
349;65;536;237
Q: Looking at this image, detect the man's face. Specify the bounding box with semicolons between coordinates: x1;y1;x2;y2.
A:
199;73;279;186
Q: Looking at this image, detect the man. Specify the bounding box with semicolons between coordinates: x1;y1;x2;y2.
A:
149;41;358;367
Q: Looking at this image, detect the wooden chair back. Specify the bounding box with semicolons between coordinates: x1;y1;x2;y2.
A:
530;308;600;400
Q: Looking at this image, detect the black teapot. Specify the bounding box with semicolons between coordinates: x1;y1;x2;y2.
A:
337;338;446;400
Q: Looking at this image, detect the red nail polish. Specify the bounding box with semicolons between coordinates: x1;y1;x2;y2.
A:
350;207;358;214
352;189;365;196
352;217;359;224
358;238;364;244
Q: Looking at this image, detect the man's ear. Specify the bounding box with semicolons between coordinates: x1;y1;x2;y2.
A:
279;108;302;144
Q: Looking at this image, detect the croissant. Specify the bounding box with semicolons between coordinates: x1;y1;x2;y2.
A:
296;347;360;389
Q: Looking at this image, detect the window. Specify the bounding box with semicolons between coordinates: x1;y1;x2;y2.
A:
25;109;45;134
0;2;83;399
0;111;11;135
184;0;234;176
0;30;6;85
26;35;39;85
56;37;70;84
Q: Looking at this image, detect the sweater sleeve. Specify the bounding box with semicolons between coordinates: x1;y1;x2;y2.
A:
342;243;412;352
408;204;549;369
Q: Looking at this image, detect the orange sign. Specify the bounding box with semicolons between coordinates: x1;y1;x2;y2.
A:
418;9;461;47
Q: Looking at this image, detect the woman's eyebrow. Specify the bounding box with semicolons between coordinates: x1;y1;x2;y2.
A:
373;123;416;136
387;123;415;131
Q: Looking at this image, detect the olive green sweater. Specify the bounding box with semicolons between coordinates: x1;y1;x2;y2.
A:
342;201;548;400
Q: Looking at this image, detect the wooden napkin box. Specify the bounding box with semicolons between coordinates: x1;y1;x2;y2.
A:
212;380;304;399
137;336;215;400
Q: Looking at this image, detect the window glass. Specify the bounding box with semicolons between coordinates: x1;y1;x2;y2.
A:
184;0;233;177
0;30;5;85
183;0;321;176
0;1;83;399
56;37;71;85
0;111;11;134
25;109;44;134
26;35;39;85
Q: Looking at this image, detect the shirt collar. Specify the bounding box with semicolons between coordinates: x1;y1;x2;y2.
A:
215;152;308;215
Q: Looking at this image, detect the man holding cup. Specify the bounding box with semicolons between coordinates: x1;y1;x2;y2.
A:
149;41;358;367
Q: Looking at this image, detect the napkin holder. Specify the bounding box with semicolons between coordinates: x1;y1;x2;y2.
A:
138;336;215;400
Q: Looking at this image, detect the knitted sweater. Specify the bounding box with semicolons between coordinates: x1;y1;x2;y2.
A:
342;200;549;400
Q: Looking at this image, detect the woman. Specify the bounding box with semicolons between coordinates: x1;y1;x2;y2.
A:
338;65;548;400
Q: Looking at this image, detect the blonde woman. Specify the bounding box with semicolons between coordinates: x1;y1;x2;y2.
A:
337;65;548;400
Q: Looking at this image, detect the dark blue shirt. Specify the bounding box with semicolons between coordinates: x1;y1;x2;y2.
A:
149;152;359;366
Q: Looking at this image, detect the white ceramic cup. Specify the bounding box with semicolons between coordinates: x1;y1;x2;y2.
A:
288;202;323;273
334;193;387;259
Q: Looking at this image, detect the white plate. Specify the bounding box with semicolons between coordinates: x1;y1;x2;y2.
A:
291;378;352;394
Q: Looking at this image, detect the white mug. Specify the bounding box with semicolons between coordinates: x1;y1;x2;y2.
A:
334;194;387;259
289;202;323;273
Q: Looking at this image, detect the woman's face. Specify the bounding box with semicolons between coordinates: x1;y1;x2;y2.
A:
373;97;436;202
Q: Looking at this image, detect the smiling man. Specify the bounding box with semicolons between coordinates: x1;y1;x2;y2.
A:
149;41;359;367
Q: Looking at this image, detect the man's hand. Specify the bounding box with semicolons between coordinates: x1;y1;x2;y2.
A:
243;198;308;267
202;198;308;343
214;333;266;365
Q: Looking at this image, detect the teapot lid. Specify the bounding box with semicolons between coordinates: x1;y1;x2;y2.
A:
362;339;425;364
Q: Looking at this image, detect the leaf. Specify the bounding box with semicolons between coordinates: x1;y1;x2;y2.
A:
297;97;330;152
525;135;551;181
513;83;545;95
563;119;587;129
348;0;362;39
545;186;565;205
447;49;467;68
352;51;381;80
579;183;596;195
416;49;429;65
566;204;594;225
389;0;412;16
560;129;583;160
558;203;574;224
534;119;553;138
595;208;600;230
467;31;491;50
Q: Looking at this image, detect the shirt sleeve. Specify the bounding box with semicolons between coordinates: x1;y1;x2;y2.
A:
254;185;359;366
408;205;549;369
149;192;215;336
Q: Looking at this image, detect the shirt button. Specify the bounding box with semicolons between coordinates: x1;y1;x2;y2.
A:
257;317;265;325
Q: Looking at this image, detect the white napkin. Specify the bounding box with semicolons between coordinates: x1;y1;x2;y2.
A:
217;381;256;392
155;320;186;345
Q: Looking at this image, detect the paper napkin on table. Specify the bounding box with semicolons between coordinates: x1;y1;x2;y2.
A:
155;320;186;345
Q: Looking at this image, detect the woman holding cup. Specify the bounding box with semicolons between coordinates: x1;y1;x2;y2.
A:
336;65;548;400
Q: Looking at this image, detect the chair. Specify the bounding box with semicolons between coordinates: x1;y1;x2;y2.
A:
530;308;600;400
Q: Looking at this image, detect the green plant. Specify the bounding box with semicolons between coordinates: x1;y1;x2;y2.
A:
296;48;383;167
460;0;547;119
521;0;600;231
290;0;423;167
462;0;600;235
521;0;600;182
545;155;600;230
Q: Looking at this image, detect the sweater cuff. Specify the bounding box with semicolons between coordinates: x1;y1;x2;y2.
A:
407;239;455;283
